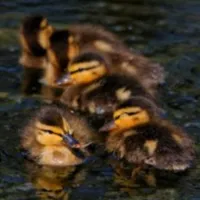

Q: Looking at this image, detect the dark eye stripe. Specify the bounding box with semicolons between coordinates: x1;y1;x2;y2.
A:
70;65;99;74
39;128;60;136
114;111;141;120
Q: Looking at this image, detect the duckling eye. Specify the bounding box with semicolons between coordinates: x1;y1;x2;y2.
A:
44;130;54;134
70;65;98;74
114;111;141;120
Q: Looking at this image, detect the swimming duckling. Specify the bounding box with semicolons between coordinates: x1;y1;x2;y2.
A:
19;15;54;95
19;15;54;69
58;52;158;117
44;24;164;95
100;96;195;174
21;105;96;166
40;24;126;87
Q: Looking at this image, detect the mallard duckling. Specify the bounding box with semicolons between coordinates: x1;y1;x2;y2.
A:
44;24;164;95
21;105;96;166
57;53;158;117
100;96;195;173
40;24;125;87
19;15;54;69
19;15;54;95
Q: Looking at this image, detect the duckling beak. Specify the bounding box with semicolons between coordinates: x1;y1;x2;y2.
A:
62;134;81;148
99;121;118;132
56;74;73;86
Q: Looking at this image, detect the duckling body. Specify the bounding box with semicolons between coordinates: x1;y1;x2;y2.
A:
43;25;127;87
106;120;194;171
21;105;96;166
19;15;54;95
19;15;53;69
60;73;156;117
46;24;164;95
100;97;195;172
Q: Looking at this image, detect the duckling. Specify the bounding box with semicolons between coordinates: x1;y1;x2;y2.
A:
40;24;126;87
19;15;54;69
19;15;54;95
21;105;97;166
99;96;195;174
58;52;159;117
43;24;164;95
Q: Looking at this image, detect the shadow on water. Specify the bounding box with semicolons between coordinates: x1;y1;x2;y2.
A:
0;0;200;199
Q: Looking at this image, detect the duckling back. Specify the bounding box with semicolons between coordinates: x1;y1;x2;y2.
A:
61;74;157;116
109;121;195;171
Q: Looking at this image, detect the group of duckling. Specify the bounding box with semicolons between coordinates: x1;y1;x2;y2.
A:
19;15;195;186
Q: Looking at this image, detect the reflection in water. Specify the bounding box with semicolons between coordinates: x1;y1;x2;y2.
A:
0;0;200;199
21;68;63;100
25;161;87;200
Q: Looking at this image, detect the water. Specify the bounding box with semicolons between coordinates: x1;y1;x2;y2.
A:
0;0;200;199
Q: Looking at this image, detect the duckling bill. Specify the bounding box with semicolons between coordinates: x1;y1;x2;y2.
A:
45;24;164;95
58;52;159;117
21;105;96;166
100;97;195;172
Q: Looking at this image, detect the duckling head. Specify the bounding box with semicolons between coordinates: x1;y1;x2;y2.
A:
34;106;80;148
100;96;163;132
56;52;108;86
47;30;71;72
20;15;54;56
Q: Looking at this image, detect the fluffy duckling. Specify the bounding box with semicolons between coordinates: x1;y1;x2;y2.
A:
21;105;96;166
100;96;195;173
58;52;158;117
40;24;126;87
44;24;164;95
19;15;54;69
19;15;54;95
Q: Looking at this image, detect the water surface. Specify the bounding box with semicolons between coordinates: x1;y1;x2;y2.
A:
0;0;200;199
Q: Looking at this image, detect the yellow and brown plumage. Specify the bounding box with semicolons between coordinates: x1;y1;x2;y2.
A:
19;15;54;95
21;104;97;166
100;97;195;172
43;23;164;95
59;53;158;117
19;15;54;69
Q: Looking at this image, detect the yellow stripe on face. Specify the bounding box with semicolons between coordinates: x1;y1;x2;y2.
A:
113;107;142;119
35;122;64;135
68;61;101;73
62;118;72;134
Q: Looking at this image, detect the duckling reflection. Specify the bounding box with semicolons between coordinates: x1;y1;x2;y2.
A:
100;97;195;186
25;161;87;200
21;104;97;166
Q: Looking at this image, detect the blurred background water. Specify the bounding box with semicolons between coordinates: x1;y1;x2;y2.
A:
0;0;200;199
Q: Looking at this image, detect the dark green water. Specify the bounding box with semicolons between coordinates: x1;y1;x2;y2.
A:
0;0;200;199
